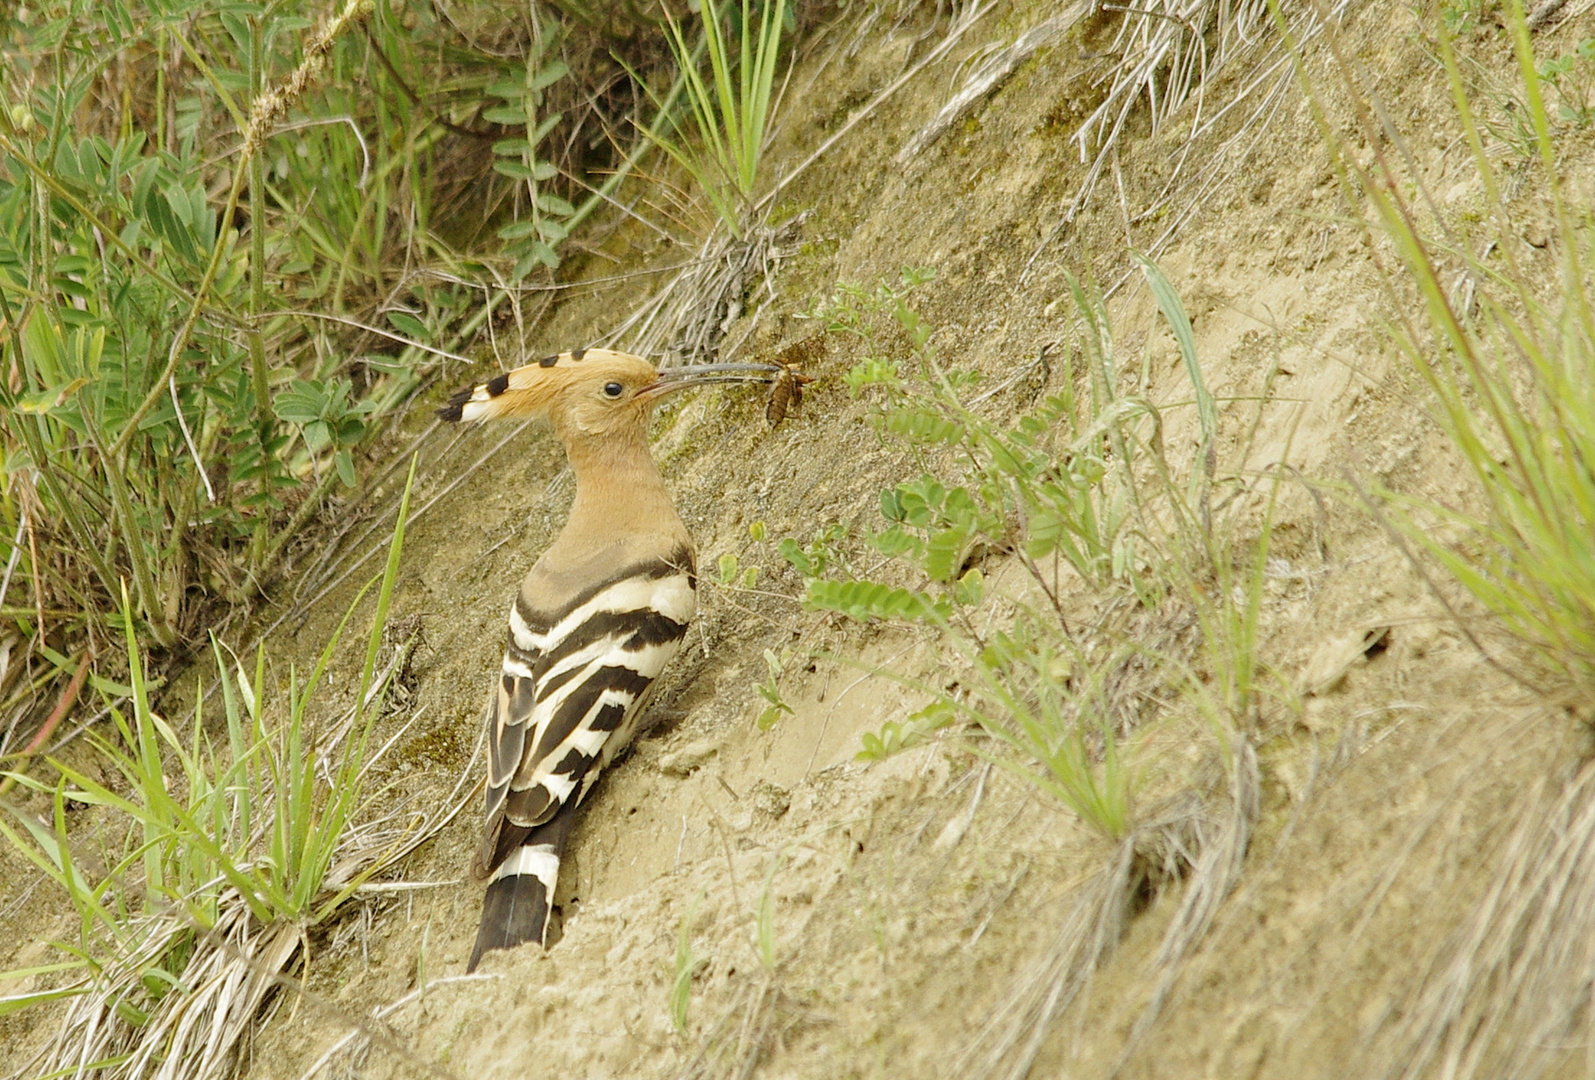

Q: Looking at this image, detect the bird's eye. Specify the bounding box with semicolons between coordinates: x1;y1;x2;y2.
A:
603;382;625;399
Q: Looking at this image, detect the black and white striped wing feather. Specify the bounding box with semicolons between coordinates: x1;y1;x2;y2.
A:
486;565;694;841
468;554;695;969
494;577;689;829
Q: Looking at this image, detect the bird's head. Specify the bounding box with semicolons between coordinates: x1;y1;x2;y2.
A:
439;349;784;445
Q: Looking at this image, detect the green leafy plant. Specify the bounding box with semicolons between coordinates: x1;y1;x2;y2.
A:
0;0;670;680
486;42;577;275
856;701;956;761
1537;37;1595;127
778;273;1133;837
655;0;789;234
775;523;849;581
716;551;761;588
754;646;796;730
0;0;476;661
776;263;1268;841
805;265;1185;604
1441;0;1493;37
273;375;375;488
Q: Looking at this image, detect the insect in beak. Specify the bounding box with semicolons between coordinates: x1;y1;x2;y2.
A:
640;362;788;400
766;363;816;426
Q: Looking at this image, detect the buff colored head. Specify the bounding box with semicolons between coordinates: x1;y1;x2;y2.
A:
438;349;784;443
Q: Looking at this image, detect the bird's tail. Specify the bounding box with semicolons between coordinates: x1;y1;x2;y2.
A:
468;803;577;972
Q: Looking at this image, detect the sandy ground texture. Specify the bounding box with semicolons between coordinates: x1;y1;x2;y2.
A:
4;1;1595;1077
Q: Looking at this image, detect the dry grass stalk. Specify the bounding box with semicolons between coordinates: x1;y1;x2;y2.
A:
948;836;1138;1080
762;1;997;202
1024;0;1354;282
14;912;298;1080
295;973;502;1080
1150;742;1258;970
245;0;375;154
1067;0;1272;221
1109;740;1260;1073
1366;753;1595;1080
605;215;804;367
894;4;1092;164
946;740;1258;1080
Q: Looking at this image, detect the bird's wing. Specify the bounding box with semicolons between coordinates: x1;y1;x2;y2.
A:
476;548;696;878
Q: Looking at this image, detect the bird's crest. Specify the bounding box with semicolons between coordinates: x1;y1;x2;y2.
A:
437;349;655;424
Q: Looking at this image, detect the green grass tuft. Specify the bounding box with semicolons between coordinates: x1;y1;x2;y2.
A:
653;0;789;236
0;457;427;1080
1307;0;1595;694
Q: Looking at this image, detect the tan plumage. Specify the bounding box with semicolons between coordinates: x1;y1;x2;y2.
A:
439;349;783;970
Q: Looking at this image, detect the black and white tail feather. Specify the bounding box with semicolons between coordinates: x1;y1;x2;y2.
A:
466;548;696;971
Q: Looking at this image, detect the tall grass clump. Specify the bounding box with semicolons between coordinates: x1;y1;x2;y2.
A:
1274;9;1595;1077
0;462;449;1080
654;0;789;235
0;1;427;660
1303;2;1595;694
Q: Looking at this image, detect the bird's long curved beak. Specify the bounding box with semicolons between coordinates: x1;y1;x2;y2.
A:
641;362;787;399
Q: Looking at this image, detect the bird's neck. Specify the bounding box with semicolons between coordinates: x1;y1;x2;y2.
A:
560;428;687;544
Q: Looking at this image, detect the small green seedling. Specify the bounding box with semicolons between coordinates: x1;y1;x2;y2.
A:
755;648;796;730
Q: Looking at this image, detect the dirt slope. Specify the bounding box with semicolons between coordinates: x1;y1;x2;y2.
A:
7;1;1593;1077
252;4;1595;1077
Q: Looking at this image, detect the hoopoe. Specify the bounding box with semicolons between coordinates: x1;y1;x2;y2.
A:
438;348;783;971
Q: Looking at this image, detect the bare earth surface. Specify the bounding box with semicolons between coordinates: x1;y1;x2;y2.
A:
5;1;1595;1077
